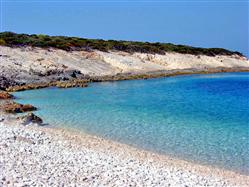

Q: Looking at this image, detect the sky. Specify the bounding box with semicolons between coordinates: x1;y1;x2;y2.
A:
0;0;248;56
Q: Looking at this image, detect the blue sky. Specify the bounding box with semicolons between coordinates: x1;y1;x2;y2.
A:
1;0;248;56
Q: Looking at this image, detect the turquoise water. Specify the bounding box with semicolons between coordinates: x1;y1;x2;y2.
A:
14;72;249;174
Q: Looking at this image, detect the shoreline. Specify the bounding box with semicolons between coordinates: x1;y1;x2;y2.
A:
4;67;249;92
0;111;249;186
51;124;249;178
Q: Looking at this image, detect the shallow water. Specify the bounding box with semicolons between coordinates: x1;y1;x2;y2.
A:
14;72;249;174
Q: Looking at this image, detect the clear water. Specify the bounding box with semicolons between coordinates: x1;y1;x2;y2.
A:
13;72;249;174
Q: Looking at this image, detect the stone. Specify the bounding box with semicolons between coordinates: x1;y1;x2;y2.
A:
0;91;13;99
0;117;4;122
54;80;88;88
6;83;48;92
17;113;43;125
6;80;89;92
3;102;37;113
0;76;21;90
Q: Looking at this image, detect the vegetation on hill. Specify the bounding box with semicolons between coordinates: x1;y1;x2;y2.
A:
0;32;243;56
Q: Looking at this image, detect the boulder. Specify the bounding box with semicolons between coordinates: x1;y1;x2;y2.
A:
3;102;37;113
17;113;43;125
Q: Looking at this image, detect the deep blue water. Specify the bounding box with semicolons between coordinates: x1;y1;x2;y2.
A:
13;72;249;174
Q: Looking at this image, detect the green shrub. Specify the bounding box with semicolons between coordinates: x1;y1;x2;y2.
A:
0;31;243;56
0;38;6;45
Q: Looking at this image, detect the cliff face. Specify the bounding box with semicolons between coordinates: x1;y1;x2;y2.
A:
0;46;249;89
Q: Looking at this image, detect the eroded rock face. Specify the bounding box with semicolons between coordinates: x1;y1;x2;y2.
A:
0;91;13;99
17;113;43;125
2;102;37;113
0;76;21;90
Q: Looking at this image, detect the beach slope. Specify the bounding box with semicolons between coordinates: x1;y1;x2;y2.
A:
0;114;248;186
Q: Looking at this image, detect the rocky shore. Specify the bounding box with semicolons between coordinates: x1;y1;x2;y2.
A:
1;46;249;91
2;67;249;92
1;101;37;114
0;91;13;99
5;80;88;92
0;111;249;186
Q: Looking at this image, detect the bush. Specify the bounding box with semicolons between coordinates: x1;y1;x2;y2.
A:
0;31;243;56
0;39;6;45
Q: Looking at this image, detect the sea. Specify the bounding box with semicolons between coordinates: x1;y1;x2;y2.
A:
13;72;249;174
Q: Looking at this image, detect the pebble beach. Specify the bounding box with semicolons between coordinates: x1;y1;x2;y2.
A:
0;112;248;187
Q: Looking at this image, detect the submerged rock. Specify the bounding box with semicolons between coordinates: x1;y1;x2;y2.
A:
17;112;43;125
3;102;37;113
0;91;13;99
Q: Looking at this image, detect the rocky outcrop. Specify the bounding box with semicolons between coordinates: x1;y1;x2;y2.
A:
0;91;13;99
2;102;37;113
3;67;249;92
6;80;88;92
6;83;50;92
17;113;43;125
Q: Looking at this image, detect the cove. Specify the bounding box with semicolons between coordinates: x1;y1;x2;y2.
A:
13;72;249;174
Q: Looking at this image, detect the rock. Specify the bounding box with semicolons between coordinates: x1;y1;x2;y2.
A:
6;83;48;92
54;80;88;88
0;117;4;122
57;77;69;81
0;76;21;90
71;71;77;78
0;91;13;99
3;102;37;113
6;80;89;92
17;113;43;125
44;69;63;76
